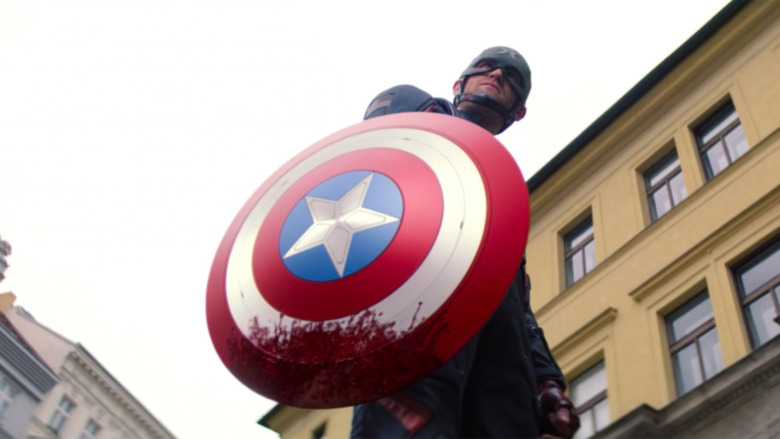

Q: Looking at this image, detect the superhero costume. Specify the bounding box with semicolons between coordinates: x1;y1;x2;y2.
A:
350;84;566;438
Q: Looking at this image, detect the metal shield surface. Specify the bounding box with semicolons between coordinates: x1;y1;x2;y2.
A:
206;112;530;408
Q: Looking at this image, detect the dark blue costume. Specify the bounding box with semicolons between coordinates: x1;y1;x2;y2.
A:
350;84;566;439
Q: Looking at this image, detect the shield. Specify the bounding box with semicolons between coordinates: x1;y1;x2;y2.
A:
206;112;529;408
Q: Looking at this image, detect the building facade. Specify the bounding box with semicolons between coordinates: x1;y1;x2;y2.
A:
0;294;59;439
259;1;780;437
2;295;175;439
526;0;780;437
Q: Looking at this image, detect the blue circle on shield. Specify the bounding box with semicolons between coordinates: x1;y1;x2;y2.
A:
278;171;403;282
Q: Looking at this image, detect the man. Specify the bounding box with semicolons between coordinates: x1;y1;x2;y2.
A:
351;47;580;439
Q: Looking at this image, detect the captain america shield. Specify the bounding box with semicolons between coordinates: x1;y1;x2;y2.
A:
206;112;530;408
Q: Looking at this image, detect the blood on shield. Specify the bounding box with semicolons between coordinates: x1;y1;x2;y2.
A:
206;112;530;408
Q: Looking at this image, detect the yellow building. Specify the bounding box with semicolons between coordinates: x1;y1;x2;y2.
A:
260;1;780;437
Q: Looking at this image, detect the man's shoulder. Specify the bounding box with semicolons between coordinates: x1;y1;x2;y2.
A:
364;84;453;120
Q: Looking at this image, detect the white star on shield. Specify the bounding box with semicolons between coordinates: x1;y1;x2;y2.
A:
282;173;399;277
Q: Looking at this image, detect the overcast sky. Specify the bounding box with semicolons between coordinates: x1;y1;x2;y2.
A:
0;1;731;438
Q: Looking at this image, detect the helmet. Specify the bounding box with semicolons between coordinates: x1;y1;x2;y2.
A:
453;46;532;133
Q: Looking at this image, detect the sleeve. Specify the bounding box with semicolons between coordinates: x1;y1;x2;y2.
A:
520;259;567;389
364;84;452;120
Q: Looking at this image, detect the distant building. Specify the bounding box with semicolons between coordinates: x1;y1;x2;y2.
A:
2;294;176;439
258;1;780;438
258;405;351;439
0;293;59;439
0;237;10;283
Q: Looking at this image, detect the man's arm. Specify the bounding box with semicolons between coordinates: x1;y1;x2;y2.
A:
522;277;566;385
521;263;580;438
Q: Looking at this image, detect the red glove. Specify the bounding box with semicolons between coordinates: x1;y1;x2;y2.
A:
537;380;580;439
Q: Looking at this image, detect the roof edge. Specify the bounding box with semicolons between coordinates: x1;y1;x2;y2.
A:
526;0;750;192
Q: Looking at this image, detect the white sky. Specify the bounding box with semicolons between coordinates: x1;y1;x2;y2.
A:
0;1;731;438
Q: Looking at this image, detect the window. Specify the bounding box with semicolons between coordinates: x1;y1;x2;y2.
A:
734;240;780;349
666;292;724;396
0;378;18;419
565;217;595;287
48;396;75;433
79;419;101;439
694;100;748;180
571;362;609;439
645;150;687;222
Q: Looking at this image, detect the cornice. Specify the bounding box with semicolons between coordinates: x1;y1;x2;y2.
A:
66;350;171;438
596;336;780;438
551;307;617;357
628;176;780;305
528;0;759;194
670;360;780;434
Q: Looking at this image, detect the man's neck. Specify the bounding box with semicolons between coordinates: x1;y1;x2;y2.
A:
456;105;502;134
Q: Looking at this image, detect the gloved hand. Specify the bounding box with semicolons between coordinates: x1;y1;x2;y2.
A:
537;380;580;439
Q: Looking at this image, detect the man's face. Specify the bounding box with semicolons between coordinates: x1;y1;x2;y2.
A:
460;61;521;110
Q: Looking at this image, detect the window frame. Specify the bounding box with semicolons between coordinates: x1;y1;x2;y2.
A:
78;419;101;439
733;239;780;349
0;377;18;419
48;395;75;434
665;291;723;396
693;100;748;181
564;217;596;287
570;361;609;439
644;149;686;222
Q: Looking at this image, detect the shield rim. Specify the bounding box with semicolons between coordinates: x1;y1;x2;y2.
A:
206;112;529;407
